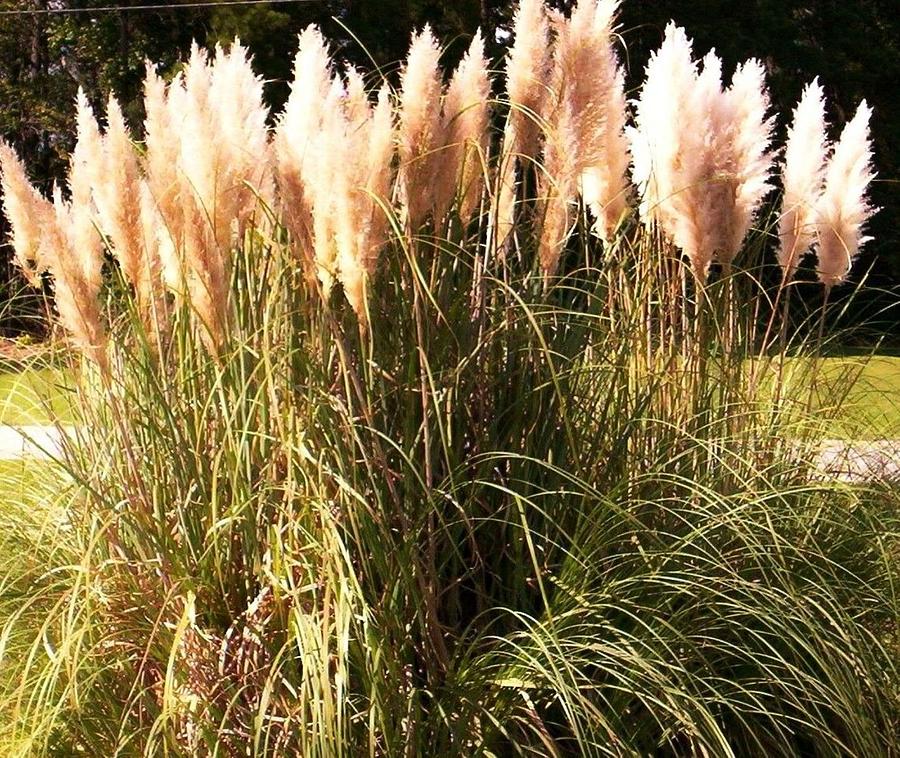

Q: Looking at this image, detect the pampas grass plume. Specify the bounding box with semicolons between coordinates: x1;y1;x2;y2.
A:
274;25;334;280
497;0;552;242
398;25;444;231
335;78;395;322
630;25;714;277
815;100;876;286
143;63;186;292
0;140;52;286
505;0;551;163
95;96;146;292
45;183;106;368
538;0;628;274
718;59;775;265
578;0;631;244
438;31;491;225
70;89;104;297
778;78;828;280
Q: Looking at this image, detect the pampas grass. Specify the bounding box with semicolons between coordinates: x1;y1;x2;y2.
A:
1;3;878;356
0;7;896;757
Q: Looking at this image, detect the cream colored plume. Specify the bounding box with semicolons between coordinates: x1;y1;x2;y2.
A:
309;76;344;294
578;0;631;244
273;25;335;284
630;24;774;279
398;25;444;231
538;0;629;275
143;64;186;292
137;179;169;331
43;183;106;368
498;0;552;241
629;26;716;278
70;89;104;297
162;44;229;345
505;0;552;163
717;59;775;265
815;100;876;286
335;79;395;321
93;97;147;297
0;140;52;285
438;31;491;225
778;79;828;280
207;39;273;239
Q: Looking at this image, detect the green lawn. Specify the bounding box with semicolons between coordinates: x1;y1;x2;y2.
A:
0;367;72;426
823;356;900;438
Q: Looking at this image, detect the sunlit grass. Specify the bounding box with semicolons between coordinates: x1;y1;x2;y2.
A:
0;456;71;755
826;355;900;438
0;368;72;426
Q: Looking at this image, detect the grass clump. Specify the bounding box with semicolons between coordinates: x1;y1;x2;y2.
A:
0;2;898;756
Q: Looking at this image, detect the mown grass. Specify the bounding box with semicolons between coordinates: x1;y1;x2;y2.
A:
825;355;900;438
0;367;71;426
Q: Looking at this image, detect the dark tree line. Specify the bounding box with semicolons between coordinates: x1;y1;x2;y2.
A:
2;0;898;334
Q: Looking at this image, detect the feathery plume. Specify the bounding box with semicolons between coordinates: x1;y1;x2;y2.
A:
498;0;552;242
171;43;232;345
143;63;185;291
207;39;273;239
335;80;395;321
778;79;828;280
815;100;876;286
398;25;444;231
505;0;552;163
629;25;713;278
70;90;104;297
94;96;146;293
717;59;775;266
438;31;491;225
0;141;52;285
137;179;169;335
538;0;628;275
629;25;774;279
309;76;344;294
274;25;334;282
43;183;106;368
578;0;631;244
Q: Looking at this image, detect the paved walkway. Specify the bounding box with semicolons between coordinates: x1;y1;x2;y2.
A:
0;425;69;460
815;439;900;483
1;426;899;483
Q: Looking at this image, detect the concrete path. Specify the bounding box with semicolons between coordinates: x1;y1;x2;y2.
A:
0;425;69;460
815;439;900;483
